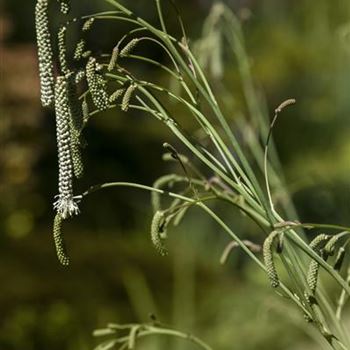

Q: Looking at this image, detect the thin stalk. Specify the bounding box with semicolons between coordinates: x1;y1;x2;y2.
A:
275;222;350;233
136;79;244;185
133;79;266;214
108;54;178;77
336;266;350;320
132;85;350;301
175;45;273;220
104;0;272;219
95;326;212;350
82;14;141;27
135;86;267;219
155;0;168;35
80;180;311;318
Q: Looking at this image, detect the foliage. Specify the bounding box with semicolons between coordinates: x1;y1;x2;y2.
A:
1;1;350;350
32;0;350;349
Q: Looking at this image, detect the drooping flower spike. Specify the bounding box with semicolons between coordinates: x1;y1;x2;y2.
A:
35;0;55;107
53;76;79;219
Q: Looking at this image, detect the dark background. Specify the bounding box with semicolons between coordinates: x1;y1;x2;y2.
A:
0;0;350;349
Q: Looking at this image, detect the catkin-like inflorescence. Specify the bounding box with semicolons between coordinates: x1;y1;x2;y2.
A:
263;231;280;288
70;142;84;178
82;50;92;59
275;99;296;114
86;57;109;111
58;25;68;74
120;39;140;57
57;0;70;14
67;74;83;132
74;39;85;61
53;213;70;266
82;18;95;31
109;88;125;103
75;70;86;84
306;234;329;296
151;211;168;256
95;62;103;72
82;99;89;124
309;233;329;250
66;75;84;179
95;74;106;87
108;47;119;71
68;116;84;179
35;0;55;107
121;83;137;112
324;233;344;257
53;76;79;219
307;260;320;295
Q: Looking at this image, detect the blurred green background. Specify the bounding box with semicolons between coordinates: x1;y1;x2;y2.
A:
0;0;350;349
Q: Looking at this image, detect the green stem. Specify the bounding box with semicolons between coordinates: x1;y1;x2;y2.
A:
336;266;350;320
81;181;311;317
104;0;272;221
95;325;212;350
